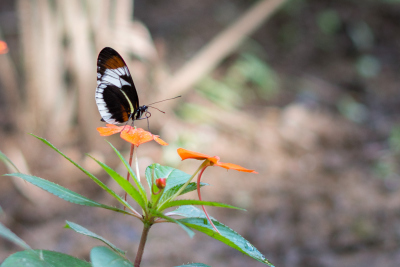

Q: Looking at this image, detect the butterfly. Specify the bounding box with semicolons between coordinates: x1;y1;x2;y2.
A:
95;47;150;124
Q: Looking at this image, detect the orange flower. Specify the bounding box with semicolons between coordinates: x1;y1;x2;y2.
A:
177;148;258;173
176;148;257;234
97;124;168;147
0;41;8;54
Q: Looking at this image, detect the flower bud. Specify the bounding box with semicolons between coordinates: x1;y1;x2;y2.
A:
155;178;166;190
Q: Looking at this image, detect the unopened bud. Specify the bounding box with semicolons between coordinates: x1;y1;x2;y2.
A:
155;178;166;190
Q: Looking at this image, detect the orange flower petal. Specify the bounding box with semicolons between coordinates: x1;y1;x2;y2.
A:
177;148;211;161
97;124;123;136
154;136;168;146
215;162;258;173
177;148;258;173
97;124;167;147
121;128;153;146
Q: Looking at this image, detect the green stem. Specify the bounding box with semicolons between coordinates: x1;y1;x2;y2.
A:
134;222;152;267
134;145;140;181
163;160;209;205
151;168;164;206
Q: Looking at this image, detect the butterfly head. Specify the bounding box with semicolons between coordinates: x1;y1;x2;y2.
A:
134;105;150;120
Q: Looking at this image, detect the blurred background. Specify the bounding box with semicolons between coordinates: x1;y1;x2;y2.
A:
1;0;400;266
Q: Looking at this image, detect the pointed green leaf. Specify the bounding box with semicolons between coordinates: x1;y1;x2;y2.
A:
88;155;146;210
149;209;194;238
145;164;159;204
0;150;20;173
0;222;31;250
160;182;208;203
4;173;132;215
166;205;214;220
65;221;125;255
31;135;136;212
90;246;133;267
179;218;274;266
107;141;147;202
159;199;245;211
175;264;211;267
1;250;91;267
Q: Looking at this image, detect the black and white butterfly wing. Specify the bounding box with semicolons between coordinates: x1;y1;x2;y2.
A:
96;47;139;124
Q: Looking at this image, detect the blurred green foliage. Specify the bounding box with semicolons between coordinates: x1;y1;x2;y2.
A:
355;55;381;78
388;126;400;153
195;53;279;111
316;9;341;35
337;96;368;124
373;126;400;180
348;21;374;51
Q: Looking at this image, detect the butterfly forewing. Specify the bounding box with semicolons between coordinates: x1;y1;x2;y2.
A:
96;47;139;124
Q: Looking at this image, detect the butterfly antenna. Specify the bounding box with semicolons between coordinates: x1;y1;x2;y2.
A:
147;95;181;106
148;106;166;114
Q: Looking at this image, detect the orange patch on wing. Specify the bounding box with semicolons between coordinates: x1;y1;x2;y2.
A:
105;55;126;69
120;105;129;122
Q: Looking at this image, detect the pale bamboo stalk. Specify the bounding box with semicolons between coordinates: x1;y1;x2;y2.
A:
0;28;20;122
37;0;66;140
17;0;41;131
157;0;287;101
62;0;97;148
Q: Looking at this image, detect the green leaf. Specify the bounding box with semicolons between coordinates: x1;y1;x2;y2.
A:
0;150;20;173
65;221;125;255
107;141;147;202
90;246;133;267
179;218;274;266
160;182;208;203
88;155;146;210
166;205;214;220
175;264;211;267
149;209;194;238
31;135;136;212
1;250;91;267
0;222;31;250
146;164;200;206
145;165;206;205
160;199;245;211
145;164;192;192
4;173;132;215
145;164;159;204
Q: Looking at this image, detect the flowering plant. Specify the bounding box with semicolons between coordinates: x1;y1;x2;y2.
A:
0;124;274;266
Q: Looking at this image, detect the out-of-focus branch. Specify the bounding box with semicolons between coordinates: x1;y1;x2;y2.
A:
157;0;287;100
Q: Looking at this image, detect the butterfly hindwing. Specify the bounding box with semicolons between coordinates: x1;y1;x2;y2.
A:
96;47;139;124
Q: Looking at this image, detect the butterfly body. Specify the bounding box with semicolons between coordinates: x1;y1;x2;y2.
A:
96;47;147;124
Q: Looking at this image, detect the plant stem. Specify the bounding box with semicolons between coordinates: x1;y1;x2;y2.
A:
134;222;152;267
125;144;135;203
134;145;140;181
197;166;220;234
165;160;209;204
